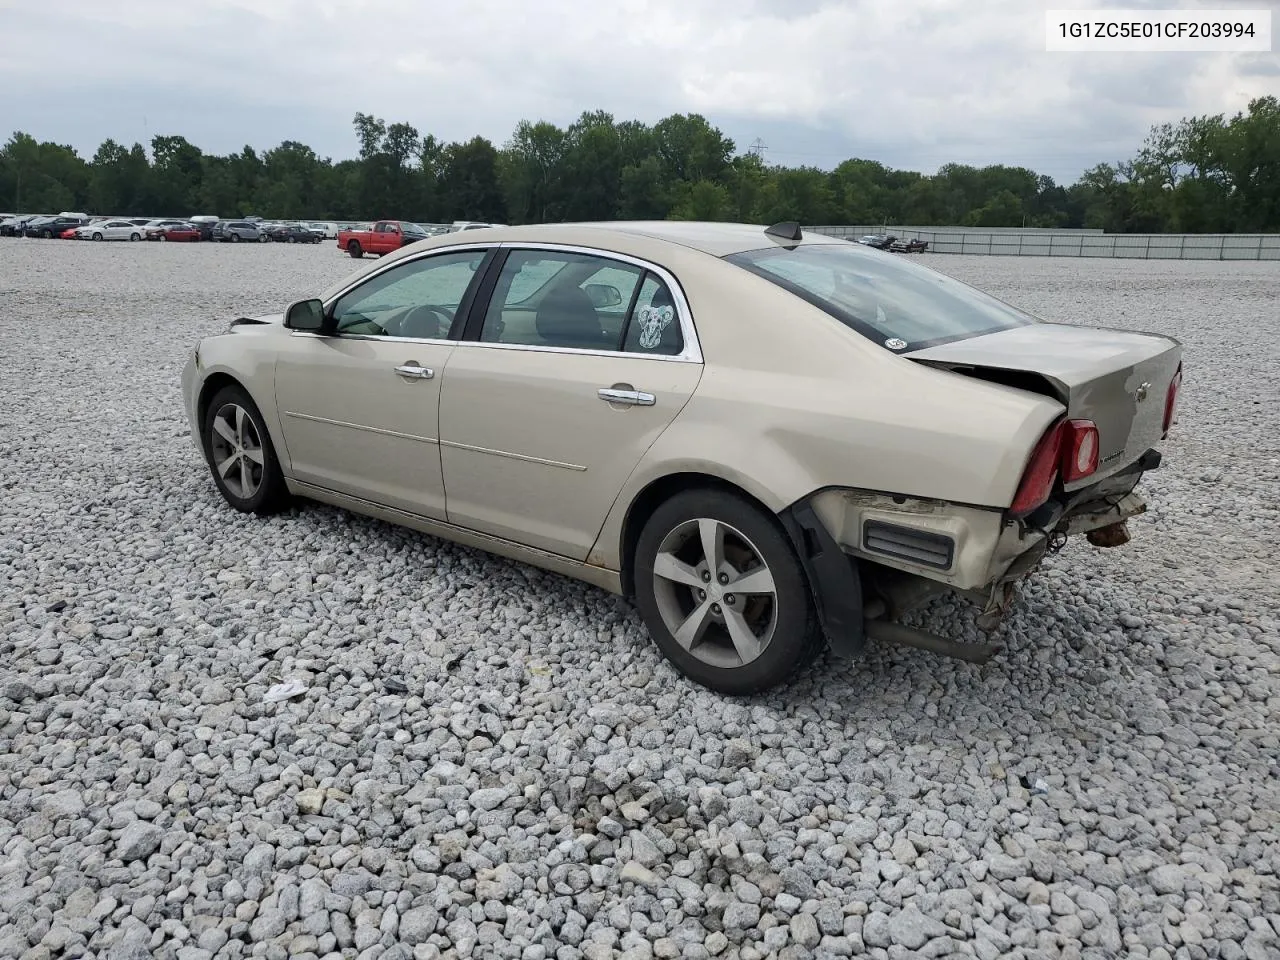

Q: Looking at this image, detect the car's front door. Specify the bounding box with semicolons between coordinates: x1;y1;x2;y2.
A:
273;248;492;519
438;246;703;560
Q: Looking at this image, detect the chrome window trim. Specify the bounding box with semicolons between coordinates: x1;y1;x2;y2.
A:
314;240;704;364
476;242;703;364
289;331;458;347
320;243;500;310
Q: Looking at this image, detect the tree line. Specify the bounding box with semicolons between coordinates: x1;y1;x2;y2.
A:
1;96;1276;233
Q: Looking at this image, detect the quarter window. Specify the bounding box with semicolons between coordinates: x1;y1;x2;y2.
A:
330;251;487;340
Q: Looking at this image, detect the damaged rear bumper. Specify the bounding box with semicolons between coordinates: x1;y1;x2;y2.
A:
780;450;1159;657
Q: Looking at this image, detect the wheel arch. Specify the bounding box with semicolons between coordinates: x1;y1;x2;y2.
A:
196;371;248;433
617;471;783;599
616;470;867;659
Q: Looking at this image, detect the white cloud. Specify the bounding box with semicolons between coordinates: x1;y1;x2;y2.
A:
0;0;1267;180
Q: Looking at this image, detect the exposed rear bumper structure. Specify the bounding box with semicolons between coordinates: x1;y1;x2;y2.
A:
782;451;1160;662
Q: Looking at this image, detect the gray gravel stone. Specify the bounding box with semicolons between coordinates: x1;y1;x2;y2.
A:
888;906;947;949
398;906;437;944
722;901;761;932
115;822;163;862
790;913;820;949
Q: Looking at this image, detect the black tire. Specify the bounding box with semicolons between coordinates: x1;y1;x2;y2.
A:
633;489;822;694
231;233;241;243
348;240;363;258
92;232;103;241
130;232;140;241
42;229;53;239
200;384;288;515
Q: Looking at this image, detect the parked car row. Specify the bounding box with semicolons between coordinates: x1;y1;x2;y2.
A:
0;213;335;243
855;234;930;253
0;214;506;248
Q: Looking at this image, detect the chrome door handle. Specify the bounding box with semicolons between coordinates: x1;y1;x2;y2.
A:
394;363;434;379
598;388;655;406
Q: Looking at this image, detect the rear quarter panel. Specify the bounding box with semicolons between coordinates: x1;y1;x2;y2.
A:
587;253;1062;570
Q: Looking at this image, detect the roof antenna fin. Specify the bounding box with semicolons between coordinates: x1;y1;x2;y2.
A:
765;221;802;241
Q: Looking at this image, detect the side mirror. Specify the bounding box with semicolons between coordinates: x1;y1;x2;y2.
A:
584;283;623;308
284;298;325;332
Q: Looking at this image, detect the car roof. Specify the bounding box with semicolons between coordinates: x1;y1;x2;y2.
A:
403;221;849;257
316;220;865;305
534;221;850;257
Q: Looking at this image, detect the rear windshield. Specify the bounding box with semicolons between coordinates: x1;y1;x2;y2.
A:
725;242;1037;351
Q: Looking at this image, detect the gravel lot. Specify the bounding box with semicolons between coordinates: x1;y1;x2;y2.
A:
1;239;1278;960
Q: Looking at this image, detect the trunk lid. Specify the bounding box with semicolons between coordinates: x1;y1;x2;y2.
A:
907;322;1182;489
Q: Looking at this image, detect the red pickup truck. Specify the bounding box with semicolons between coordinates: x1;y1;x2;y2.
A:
336;220;431;258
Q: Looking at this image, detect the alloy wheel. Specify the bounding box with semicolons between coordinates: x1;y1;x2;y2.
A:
651;517;779;668
209;402;265;499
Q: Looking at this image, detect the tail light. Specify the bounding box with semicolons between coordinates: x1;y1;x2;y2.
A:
1010;421;1064;516
1162;364;1182;438
1012;418;1100;516
1061;420;1099;483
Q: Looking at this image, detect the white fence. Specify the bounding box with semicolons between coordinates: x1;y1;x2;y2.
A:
810;226;1280;260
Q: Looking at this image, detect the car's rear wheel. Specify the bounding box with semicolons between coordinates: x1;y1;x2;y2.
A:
201;385;287;515
633;490;822;694
347;240;363;258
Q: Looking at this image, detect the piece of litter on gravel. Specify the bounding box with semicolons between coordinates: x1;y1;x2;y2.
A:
1032;779;1050;795
263;680;307;703
384;678;409;693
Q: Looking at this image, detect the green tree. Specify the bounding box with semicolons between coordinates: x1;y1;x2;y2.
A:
501;120;567;223
439;137;507;222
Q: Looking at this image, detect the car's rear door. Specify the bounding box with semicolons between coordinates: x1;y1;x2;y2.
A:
437;245;703;561
273;246;494;519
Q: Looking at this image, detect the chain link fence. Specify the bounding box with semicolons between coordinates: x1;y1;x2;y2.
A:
810;226;1280;260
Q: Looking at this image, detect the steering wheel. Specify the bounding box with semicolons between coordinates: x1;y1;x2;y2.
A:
396;304;453;339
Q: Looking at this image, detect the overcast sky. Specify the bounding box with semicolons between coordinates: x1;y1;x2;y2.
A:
2;0;1275;183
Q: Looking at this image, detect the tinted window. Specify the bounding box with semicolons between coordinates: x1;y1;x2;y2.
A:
726;242;1037;350
479;250;644;351
331;250;487;340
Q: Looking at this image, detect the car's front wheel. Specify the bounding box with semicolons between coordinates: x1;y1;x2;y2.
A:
201;385;287;515
633;489;822;694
